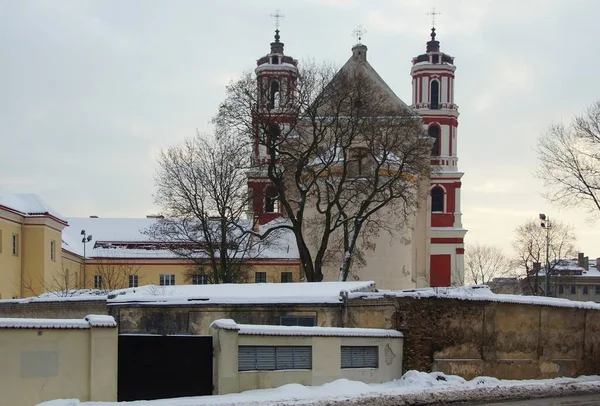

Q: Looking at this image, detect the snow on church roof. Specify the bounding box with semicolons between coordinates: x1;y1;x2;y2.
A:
107;281;376;305
0;185;65;222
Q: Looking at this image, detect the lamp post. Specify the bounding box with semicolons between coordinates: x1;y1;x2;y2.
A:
81;230;92;289
539;213;551;297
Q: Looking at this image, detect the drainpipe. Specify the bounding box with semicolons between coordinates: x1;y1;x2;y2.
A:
20;216;25;298
340;291;348;327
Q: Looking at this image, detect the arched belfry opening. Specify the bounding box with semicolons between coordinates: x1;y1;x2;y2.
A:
428;125;440;156
431;186;445;212
269;80;280;109
430;80;439;109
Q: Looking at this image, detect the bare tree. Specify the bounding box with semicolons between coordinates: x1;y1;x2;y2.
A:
92;258;141;291
217;61;431;282
463;243;514;285
147;130;273;284
23;262;81;297
536;101;600;214
512;219;577;295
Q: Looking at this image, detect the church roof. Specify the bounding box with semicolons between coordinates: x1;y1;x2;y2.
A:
333;43;414;113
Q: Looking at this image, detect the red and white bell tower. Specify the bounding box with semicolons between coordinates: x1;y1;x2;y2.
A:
247;27;298;225
411;27;467;287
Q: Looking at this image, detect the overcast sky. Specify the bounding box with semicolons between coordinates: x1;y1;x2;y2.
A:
2;0;600;258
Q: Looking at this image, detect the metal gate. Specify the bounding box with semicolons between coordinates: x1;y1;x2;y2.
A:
118;335;213;401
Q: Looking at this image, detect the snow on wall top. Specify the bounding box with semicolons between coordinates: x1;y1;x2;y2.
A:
0;186;65;221
210;319;403;338
350;285;600;310
0;315;116;329
107;281;376;305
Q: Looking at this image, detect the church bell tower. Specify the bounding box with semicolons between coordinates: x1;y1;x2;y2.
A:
247;20;298;225
411;25;467;287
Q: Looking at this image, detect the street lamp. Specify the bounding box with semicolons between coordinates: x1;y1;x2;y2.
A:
81;230;93;289
539;213;552;297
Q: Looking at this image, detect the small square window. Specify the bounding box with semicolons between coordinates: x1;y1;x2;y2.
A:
159;274;175;286
93;275;103;289
191;274;208;285
255;272;267;283
281;272;293;283
128;275;139;288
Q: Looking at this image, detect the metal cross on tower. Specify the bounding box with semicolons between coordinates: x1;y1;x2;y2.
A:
352;25;366;44
270;9;285;29
427;7;441;27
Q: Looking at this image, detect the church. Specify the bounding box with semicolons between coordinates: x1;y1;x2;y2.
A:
0;23;466;298
247;24;466;289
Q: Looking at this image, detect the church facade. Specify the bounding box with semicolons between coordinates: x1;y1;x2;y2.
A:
248;27;466;289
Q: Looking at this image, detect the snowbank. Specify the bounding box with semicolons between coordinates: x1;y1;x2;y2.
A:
37;371;600;406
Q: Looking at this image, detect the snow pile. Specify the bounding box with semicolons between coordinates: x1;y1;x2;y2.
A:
352;285;600;311
106;281;375;305
210;319;403;338
37;372;600;406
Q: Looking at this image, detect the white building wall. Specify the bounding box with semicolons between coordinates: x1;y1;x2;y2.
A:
441;76;448;104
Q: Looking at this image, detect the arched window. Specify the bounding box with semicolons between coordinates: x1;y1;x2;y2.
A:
429;125;440;156
265;187;278;213
431;186;444;213
269;80;280;109
430;80;439;109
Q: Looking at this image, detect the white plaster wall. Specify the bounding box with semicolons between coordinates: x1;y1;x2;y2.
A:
441;76;448;103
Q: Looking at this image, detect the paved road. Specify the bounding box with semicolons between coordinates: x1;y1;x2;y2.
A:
463;394;600;405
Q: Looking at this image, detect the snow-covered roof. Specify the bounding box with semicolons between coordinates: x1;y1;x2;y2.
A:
107;281;376;305
0;315;116;329
211;319;402;338
0;185;65;222
62;217;300;260
352;285;600;310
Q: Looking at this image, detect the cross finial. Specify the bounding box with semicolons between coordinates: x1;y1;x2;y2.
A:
270;9;285;30
427;7;441;27
352;25;366;44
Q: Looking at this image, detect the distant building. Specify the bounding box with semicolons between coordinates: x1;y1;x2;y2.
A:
521;253;600;302
488;277;522;295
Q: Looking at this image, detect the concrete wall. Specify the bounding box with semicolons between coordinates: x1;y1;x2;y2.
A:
392;296;600;380
211;325;403;395
0;299;108;319
0;318;118;406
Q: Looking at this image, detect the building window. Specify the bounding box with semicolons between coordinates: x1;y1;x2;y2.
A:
431;186;444;212
269;80;280;109
238;346;312;371
12;234;18;256
159;274;175;286
50;240;56;261
570;285;576;295
280;316;316;327
430;80;439;109
272;55;279;64
265;187;279;213
93;275;103;289
595;285;600;295
341;346;378;369
583;285;589;295
255;272;267;283
281;272;293;283
558;285;564;294
128;275;139;288
191;274;209;285
428;125;441;156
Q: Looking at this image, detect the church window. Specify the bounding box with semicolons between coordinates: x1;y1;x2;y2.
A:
429;125;441;156
431;186;444;212
348;148;370;177
265;187;279;213
272;55;279;64
430;80;439;109
269;80;280;109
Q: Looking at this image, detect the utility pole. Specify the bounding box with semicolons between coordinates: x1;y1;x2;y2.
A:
81;230;93;289
539;214;551;297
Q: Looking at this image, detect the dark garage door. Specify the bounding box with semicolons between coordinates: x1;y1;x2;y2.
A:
118;334;213;401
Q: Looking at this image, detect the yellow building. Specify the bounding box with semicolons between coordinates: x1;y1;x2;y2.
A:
0;188;301;298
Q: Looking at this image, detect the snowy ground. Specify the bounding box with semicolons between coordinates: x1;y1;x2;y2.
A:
38;371;600;406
